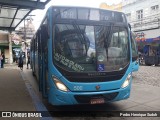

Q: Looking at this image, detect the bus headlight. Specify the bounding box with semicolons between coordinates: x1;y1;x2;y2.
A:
121;73;132;88
52;76;68;92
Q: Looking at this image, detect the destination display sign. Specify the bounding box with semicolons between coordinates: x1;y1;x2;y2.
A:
57;7;126;22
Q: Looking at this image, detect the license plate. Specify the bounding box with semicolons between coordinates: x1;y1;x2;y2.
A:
90;98;105;104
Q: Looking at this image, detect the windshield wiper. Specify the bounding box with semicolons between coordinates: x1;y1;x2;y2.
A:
72;21;85;41
104;24;113;60
72;21;89;54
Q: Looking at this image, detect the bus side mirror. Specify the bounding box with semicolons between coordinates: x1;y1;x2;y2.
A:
132;48;139;62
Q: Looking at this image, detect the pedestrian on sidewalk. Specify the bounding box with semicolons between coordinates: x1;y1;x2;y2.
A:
0;54;3;68
27;52;30;69
18;54;23;71
1;52;5;68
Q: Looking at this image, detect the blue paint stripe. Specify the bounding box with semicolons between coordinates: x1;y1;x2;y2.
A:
20;71;53;120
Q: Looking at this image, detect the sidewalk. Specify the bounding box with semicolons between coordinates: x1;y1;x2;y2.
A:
3;63;19;68
0;64;39;120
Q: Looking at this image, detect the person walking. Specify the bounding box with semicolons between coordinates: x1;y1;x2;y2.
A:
18;54;23;70
1;52;5;68
27;52;30;69
0;54;3;68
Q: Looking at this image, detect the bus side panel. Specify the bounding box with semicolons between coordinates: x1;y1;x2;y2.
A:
31;38;36;76
35;39;39;80
38;33;43;92
40;11;51;98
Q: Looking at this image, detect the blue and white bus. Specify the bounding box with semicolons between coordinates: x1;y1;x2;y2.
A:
31;6;134;105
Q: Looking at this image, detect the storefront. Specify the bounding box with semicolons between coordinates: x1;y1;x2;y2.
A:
0;33;22;63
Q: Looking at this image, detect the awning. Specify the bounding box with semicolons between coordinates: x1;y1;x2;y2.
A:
0;0;50;31
137;36;160;43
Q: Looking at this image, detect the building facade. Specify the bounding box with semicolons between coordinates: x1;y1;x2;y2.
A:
99;2;122;11
99;0;160;51
122;0;160;51
0;19;35;64
0;31;21;63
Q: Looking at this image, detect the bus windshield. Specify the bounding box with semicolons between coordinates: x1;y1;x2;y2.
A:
53;24;129;72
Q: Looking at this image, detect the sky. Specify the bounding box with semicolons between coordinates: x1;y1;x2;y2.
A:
18;0;122;30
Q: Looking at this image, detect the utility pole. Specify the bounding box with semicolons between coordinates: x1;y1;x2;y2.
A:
23;16;35;64
8;31;13;64
24;19;27;64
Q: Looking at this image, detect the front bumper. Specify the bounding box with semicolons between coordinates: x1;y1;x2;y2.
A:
48;86;130;105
